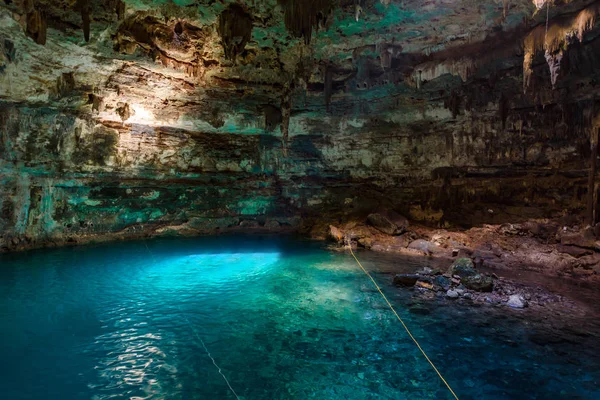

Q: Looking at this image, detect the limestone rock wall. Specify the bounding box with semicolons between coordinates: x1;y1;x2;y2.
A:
1;0;600;250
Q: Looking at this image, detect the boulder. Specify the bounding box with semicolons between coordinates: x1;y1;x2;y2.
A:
447;258;476;278
462;274;494;292
358;237;374;249
433;275;451;291
393;274;419;286
265;220;280;229
367;210;409;235
507;294;527;309
239;219;259;228
408;239;438;254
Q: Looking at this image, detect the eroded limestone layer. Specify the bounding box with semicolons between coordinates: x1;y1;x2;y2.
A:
1;0;600;250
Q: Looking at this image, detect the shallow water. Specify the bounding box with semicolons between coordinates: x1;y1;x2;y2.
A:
0;236;598;400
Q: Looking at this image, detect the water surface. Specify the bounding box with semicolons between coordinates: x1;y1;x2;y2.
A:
0;236;598;399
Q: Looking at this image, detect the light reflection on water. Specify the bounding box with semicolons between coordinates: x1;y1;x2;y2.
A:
0;236;598;400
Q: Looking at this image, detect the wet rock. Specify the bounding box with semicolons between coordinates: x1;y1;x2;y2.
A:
239;219;259;228
446;289;459;299
417;266;440;275
407;239;438;254
265;220;280;229
447;258;476;278
507;294;527;309
393;233;413;248
367;210;408;235
329;225;344;243
415;280;433;290
358;237;374;249
462;274;494;292
433;275;451;291
560;232;599;250
393;274;419;287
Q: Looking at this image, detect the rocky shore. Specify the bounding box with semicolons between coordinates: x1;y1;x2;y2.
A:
325;209;600;316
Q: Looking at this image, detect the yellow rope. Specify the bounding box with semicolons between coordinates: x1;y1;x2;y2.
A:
347;245;460;400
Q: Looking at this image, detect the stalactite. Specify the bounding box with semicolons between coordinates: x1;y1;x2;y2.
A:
280;88;291;155
412;58;473;86
378;43;392;70
279;0;335;45
544;49;563;88
323;65;332;111
116;0;126;20
523;3;600;91
217;4;253;61
355;5;362;22
25;9;47;45
499;93;509;130
445;90;461;119
81;0;91;42
56;72;75;98
502;0;510;20
586;107;600;226
264;105;283;132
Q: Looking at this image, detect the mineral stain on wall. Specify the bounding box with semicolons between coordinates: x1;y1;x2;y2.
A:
0;0;599;251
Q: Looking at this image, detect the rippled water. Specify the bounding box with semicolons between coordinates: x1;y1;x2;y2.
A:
0;236;598;400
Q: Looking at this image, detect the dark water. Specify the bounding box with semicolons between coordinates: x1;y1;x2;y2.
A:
0;236;598;400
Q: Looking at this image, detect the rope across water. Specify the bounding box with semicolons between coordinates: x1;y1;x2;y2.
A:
347;245;460;400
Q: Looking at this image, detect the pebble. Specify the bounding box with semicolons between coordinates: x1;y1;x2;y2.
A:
446;289;459;299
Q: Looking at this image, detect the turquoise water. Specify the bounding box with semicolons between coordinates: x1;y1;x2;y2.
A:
0;236;598;399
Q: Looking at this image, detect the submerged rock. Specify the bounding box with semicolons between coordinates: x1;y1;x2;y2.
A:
367;210;409;235
393;274;419;287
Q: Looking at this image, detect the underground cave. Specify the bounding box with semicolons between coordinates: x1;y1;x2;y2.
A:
1;0;599;399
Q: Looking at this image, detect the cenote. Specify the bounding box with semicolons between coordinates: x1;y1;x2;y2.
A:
2;1;600;398
1;236;598;400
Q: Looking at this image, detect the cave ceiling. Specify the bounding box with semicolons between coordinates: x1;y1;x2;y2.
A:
0;0;599;135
